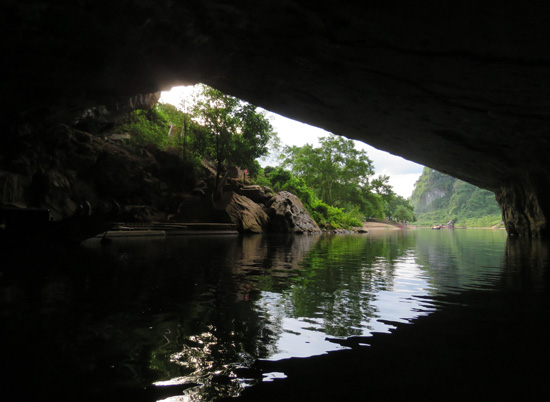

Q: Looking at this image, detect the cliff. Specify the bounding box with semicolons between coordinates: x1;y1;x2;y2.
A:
410;168;502;226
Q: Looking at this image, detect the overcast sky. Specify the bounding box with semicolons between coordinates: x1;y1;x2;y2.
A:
160;86;424;198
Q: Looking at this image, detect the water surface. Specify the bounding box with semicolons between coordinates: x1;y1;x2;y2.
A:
1;228;548;401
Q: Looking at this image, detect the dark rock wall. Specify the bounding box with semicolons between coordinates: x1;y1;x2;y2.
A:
496;175;550;237
0;123;196;221
3;1;550;235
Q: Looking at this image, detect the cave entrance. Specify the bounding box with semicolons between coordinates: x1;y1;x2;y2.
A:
159;85;423;200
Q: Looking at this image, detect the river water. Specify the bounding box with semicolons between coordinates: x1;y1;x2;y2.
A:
1;229;549;401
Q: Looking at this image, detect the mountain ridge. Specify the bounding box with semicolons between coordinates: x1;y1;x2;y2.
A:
410;168;502;227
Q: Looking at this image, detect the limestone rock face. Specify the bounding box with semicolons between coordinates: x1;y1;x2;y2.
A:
236;185;271;204
0;171;30;207
495;178;549;237
5;1;550;235
224;192;269;233
0;123;197;221
265;191;321;234
0;118;319;233
75;92;161;132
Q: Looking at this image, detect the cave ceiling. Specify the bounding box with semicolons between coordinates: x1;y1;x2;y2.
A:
3;0;550;192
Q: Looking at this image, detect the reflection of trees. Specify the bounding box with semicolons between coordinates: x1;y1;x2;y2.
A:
0;236;291;402
141;234;324;400
0;231;427;402
413;229;507;292
285;233;415;337
228;234;321;299
132;234;327;401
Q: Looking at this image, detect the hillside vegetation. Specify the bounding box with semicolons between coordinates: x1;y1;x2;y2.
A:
410;167;502;228
119;85;416;230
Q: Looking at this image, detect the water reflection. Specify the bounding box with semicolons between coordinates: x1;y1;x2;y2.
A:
255;233;427;361
2;228;543;402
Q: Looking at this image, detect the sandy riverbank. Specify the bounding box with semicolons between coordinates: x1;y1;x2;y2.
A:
359;220;409;231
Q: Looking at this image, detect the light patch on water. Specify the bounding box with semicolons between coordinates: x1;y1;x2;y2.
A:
255;252;435;361
262;371;288;382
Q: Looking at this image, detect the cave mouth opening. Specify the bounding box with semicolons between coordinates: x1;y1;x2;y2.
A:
158;84;424;200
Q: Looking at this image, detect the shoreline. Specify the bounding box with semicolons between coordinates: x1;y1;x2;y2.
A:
412;225;506;230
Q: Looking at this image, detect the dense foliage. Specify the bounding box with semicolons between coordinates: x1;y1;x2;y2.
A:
191;85;274;184
118;85;416;230
120;103;202;154
254;167;363;229
252;135;416;229
278;134;415;223
119;85;274;186
410;167;502;227
281;135;374;206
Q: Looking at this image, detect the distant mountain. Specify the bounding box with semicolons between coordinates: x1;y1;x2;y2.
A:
410;167;502;227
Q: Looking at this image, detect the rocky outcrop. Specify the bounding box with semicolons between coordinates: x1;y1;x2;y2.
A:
495;178;550;237
0;119;320;233
236;185;272;204
0;171;29;207
0;123;201;221
265;191;321;234
5;2;550;235
74;93;161;132
218;188;321;234
223;192;269;234
410;167;501;224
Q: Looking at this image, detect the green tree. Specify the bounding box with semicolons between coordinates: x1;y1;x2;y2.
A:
120;105;171;148
155;103;198;159
281;134;374;206
393;205;415;222
191;85;275;186
386;194;416;222
255;167;362;229
120;102;203;159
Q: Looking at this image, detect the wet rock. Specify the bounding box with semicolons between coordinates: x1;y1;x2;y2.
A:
265;191;321;234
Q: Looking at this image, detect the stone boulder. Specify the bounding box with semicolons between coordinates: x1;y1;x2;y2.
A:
265;191;321;234
224;192;269;233
236;185;271;203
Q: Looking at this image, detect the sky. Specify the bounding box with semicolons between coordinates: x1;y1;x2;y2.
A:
159;86;424;198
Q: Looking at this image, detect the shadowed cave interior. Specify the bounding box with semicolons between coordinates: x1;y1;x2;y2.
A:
2;0;550;236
